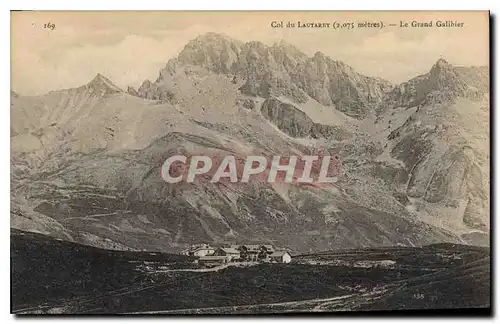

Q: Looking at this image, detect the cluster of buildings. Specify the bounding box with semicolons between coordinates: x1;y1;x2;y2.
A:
181;244;292;267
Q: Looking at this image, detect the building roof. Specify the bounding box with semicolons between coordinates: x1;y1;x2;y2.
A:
270;251;290;258
243;244;261;252
191;243;210;248
192;246;215;252
261;245;275;250
218;247;240;254
198;256;230;261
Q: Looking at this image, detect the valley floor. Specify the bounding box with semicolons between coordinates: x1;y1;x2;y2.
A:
10;230;490;315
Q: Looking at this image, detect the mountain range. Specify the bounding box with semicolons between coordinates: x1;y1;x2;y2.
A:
10;32;490;253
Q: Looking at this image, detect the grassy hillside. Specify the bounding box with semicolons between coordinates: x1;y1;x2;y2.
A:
11;230;490;314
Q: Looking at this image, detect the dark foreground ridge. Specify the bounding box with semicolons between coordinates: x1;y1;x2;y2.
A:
11;230;490;314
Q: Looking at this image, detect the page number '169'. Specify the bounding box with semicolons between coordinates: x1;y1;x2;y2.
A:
43;22;56;30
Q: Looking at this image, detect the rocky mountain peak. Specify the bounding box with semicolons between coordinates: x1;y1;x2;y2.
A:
176;32;243;74
137;34;394;119
432;61;488;101
273;39;300;51
313;51;326;59
191;32;240;45
434;57;450;67
386;58;488;108
86;73;123;95
309;52;351;73
127;86;139;97
270;40;308;63
429;58;455;79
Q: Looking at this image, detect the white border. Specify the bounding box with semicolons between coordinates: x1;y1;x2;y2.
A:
3;1;498;323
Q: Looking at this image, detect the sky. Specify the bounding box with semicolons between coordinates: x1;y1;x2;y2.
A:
11;11;489;96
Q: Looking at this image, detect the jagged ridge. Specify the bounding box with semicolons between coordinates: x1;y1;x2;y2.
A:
137;33;393;119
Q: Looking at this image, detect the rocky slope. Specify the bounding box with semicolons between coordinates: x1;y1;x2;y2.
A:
383;59;490;244
10;33;490;252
